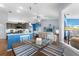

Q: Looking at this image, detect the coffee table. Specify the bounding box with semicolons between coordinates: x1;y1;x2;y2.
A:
32;39;50;50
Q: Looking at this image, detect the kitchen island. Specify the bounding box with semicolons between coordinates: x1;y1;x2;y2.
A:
7;33;33;49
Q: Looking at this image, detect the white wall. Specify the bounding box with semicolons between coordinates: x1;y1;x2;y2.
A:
0;8;8;39
59;11;64;42
40;19;59;32
0;24;6;39
0;8;8;24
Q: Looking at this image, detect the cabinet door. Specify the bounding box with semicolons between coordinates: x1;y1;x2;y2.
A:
8;35;20;49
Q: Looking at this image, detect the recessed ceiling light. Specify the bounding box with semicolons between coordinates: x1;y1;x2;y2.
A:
0;4;5;8
18;6;23;10
8;10;12;13
16;10;21;13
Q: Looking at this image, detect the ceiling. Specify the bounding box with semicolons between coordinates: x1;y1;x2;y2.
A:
64;3;79;19
0;3;70;23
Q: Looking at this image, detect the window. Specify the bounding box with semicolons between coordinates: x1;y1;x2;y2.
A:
64;18;79;50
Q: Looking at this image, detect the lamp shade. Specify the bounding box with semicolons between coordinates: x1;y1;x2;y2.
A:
55;29;59;34
36;38;42;45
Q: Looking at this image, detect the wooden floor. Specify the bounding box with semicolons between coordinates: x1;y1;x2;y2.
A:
0;39;14;56
0;39;47;56
0;39;58;56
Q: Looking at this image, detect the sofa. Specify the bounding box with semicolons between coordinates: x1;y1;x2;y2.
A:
70;36;79;49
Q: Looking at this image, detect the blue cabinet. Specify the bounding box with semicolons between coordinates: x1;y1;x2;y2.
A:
7;33;33;49
7;35;20;49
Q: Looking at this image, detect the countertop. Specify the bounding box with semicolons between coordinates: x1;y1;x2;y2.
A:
7;33;33;36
